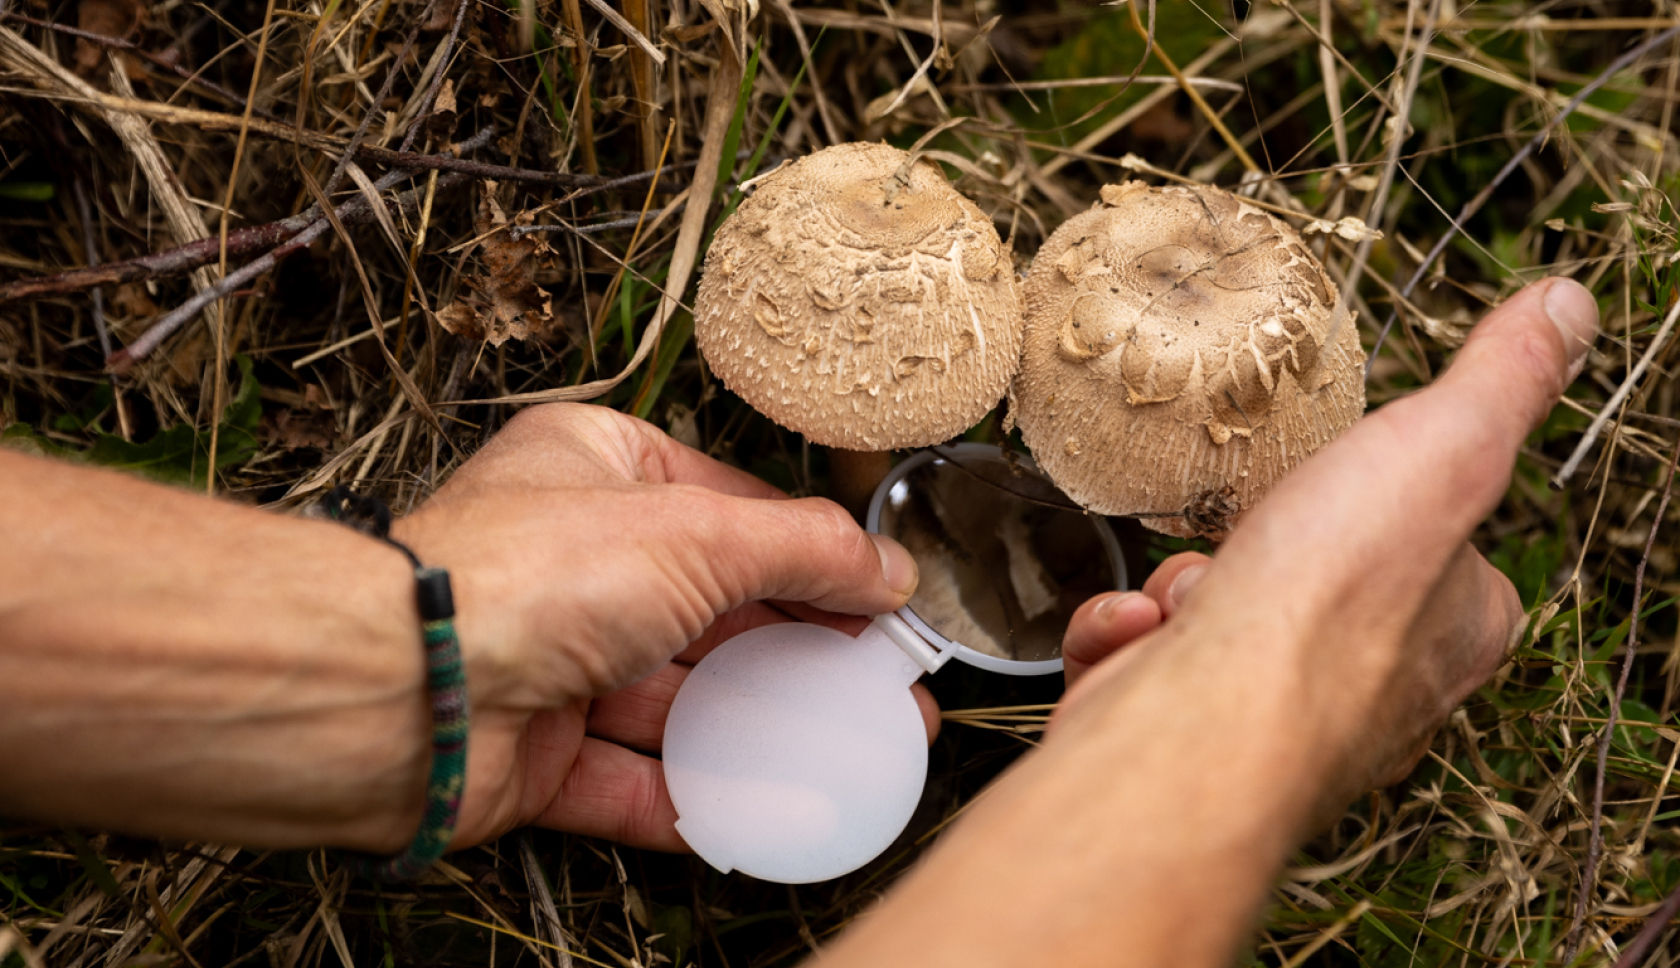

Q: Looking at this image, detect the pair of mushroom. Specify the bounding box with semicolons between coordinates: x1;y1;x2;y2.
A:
693;143;1366;539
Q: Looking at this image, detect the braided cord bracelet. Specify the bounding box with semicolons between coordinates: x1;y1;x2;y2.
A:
323;487;469;882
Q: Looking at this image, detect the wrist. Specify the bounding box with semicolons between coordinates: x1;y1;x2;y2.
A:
313;524;434;853
0;454;432;850
388;506;539;713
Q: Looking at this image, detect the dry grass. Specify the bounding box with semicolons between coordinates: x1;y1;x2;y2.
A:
3;0;1680;964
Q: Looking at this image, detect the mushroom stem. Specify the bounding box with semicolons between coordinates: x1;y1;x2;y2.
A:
827;448;894;520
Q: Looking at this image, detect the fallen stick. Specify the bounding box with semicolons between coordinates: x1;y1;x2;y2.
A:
0;152;710;302
107;128;495;370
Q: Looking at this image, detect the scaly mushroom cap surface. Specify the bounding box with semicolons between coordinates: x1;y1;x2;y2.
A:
694;142;1023;450
1011;181;1366;539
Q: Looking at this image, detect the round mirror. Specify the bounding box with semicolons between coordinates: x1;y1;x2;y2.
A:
866;444;1127;675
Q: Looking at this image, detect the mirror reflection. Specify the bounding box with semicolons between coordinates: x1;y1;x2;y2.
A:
874;449;1121;663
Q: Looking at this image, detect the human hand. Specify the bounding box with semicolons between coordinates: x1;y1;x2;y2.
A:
389;404;932;852
1055;276;1598;804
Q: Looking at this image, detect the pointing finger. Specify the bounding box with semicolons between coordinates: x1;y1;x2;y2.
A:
1229;277;1597;575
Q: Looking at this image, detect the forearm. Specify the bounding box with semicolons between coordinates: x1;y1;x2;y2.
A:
0;450;429;851
825;617;1335;968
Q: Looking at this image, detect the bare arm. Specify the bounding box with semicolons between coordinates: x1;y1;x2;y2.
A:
0;451;428;849
821;278;1599;966
0;404;922;853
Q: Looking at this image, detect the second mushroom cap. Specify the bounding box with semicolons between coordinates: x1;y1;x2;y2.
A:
1010;181;1367;539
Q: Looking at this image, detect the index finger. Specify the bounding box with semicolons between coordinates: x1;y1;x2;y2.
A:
1199;277;1595;626
1237;278;1596;558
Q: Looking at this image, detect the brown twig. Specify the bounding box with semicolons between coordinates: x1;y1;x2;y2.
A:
1566;433;1680;958
510;203;687;237
1610;881;1680;968
316;0;438;204
1370;25;1680;379
68;174;110;359
107;128;495;369
397;0;469;154
1;218;314;300
0;12;269;117
0;151;710;303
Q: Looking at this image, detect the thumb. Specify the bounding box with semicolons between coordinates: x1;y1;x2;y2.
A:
674;490;919;618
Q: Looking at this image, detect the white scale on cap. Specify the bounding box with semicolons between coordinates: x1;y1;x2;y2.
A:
660;445;1125;884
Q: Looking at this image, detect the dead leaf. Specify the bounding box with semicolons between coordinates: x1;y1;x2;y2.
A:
1302;216;1383;242
423;0;461;31
423;78;459;140
265;407;337;450
662;22;717;44
436;183;557;346
75;0;144;76
110;282;158;328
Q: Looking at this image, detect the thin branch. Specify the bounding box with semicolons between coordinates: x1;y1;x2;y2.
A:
318;0;438;203
68;175;110;359
0;11;268;116
397;0;469;154
1611;882;1680;968
0;149;714;302
1553;294;1680;488
510;204;686;237
107;128;495;369
1369;25;1680;371
1566;433;1680;957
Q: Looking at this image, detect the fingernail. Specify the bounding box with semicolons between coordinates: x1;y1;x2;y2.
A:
1168;564;1207;608
870;534;919;598
1544;279;1598;381
1093;591;1138;622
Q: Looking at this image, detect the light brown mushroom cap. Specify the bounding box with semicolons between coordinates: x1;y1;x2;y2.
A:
694;142;1023;450
1011;181;1366;539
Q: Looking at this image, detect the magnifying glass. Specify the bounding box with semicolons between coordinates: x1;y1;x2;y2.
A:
661;445;1127;883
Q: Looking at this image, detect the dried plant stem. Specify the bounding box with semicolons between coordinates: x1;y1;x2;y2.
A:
0;150;705;303
316;0;435;201
108;129;494;369
0;12;266;115
1126;0;1254;175
579;0;663;65
69;175;110;359
1332;0;1440;357
1554;293;1680;489
1611;882;1680;968
559;0;598;174
398;0;469;155
1567;433;1680;957
1371;24;1680;380
469;26;745;406
208;0;281;493
0;25;223;352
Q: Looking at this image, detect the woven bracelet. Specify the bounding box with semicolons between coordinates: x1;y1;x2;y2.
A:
323;486;470;882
